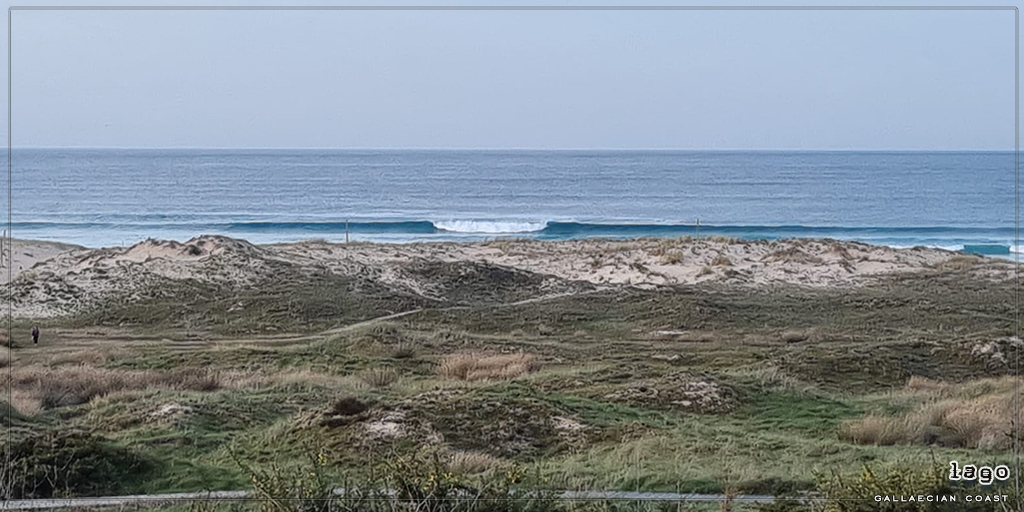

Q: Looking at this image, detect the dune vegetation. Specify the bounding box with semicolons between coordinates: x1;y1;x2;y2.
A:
0;236;1018;511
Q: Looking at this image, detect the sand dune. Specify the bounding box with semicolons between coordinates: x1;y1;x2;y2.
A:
6;235;1014;319
2;238;85;283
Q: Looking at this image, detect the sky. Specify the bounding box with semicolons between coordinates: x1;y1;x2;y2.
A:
5;4;1018;150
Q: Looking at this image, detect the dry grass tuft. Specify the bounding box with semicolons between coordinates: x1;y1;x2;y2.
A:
11;365;221;411
839;415;908;446
356;367;398;388
10;393;41;416
446;450;503;474
221;368;349;390
840;376;1017;449
438;352;540;381
744;365;818;396
710;255;733;266
935;255;980;273
660;250;684;265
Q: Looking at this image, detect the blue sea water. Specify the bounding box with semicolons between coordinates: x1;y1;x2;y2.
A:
9;149;1018;255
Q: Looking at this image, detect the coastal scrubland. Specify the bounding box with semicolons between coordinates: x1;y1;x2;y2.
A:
0;236;1018;511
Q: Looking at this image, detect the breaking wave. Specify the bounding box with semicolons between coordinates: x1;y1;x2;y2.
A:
9;218;1018;256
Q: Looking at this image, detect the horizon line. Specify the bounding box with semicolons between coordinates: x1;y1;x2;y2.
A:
6;146;1018;152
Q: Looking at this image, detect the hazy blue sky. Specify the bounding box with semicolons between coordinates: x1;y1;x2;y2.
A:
7;5;1017;150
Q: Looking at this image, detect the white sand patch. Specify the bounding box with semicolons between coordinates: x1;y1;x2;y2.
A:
8;235;1016;318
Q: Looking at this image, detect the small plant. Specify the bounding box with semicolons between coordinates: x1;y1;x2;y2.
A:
329;396;370;417
389;343;416;359
660;250;684;265
237;447;336;512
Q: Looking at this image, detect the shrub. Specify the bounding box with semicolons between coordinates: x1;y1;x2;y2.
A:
758;463;1015;512
237;449;560;512
240;448;336;512
3;431;154;499
389;343;417;359
817;464;999;512
330;396;370;417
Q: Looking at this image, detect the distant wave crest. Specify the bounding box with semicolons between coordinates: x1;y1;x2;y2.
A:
433;220;547;234
8;219;1018;257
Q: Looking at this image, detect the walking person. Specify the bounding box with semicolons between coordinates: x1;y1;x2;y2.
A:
31;326;39;345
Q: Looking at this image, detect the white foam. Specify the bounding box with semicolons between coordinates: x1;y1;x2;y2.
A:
434;220;547;234
883;244;964;252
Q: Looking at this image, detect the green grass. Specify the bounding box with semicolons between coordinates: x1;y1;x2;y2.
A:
5;264;1017;500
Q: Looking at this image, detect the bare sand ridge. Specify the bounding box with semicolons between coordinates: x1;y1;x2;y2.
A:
2;238;85;283
6;235;1014;318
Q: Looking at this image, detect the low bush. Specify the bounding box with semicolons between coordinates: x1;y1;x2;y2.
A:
237;449;560;512
758;463;1012;512
2;431;154;499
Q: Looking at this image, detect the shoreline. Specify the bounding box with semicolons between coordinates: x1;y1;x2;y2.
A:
10;224;1018;257
9;231;1016;250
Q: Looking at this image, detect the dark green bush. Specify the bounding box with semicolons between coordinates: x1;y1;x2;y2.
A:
2;431;154;498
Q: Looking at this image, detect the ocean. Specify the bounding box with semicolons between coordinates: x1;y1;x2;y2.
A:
9;149;1017;255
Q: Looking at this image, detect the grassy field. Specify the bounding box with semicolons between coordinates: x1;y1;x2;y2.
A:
1;241;1017;509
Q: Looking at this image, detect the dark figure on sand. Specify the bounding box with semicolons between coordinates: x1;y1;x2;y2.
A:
31;326;39;344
